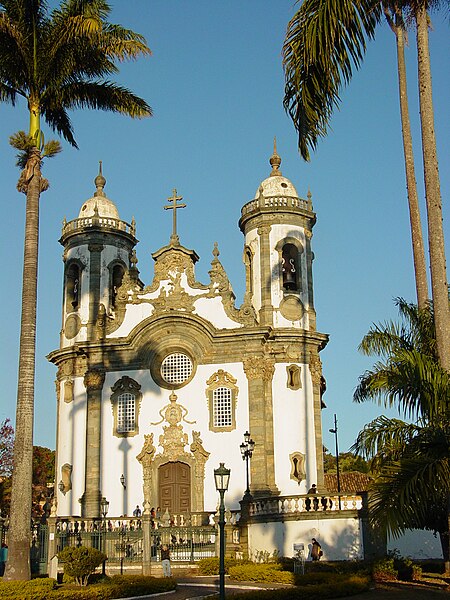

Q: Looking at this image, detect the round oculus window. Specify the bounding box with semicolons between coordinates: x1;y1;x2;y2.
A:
160;353;193;385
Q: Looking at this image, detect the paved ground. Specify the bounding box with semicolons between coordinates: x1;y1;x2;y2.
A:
130;576;449;600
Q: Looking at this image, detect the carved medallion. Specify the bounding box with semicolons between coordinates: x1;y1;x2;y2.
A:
64;314;81;339
280;296;304;322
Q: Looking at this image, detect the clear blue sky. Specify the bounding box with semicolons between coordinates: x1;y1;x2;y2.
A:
0;1;448;455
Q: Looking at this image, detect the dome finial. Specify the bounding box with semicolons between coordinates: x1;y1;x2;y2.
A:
94;160;106;197
269;137;282;177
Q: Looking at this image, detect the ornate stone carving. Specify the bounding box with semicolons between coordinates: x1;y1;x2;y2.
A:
257;224;272;236
60;463;72;494
64;314;81;339
279;296;304;322
151;272;196;314
243;356;275;381
151;392;195;461
208;244;257;325
64;380;74;403
138;393;209;513
309;352;322;387
88;243;104;253
289;452;306;484
84;369;105;391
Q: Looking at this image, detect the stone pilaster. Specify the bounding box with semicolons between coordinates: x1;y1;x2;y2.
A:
309;351;325;490
80;368;105;518
142;501;152;575
243;356;278;496
87;243;103;340
257;225;273;326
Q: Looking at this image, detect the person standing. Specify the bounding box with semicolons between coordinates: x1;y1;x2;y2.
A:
311;538;322;561
161;544;171;577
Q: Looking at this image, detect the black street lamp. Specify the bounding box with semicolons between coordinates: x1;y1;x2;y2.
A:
240;431;255;498
329;414;341;509
214;463;231;600
100;496;109;575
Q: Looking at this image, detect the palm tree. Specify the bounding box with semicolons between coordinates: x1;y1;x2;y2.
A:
282;0;449;367
352;299;450;568
0;0;152;581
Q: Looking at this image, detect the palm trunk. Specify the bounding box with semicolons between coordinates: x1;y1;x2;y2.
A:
391;17;428;309
415;6;450;370
3;149;43;581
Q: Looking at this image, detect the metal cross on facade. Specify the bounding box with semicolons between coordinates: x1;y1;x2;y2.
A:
164;188;186;245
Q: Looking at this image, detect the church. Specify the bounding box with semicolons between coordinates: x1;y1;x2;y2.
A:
48;144;369;561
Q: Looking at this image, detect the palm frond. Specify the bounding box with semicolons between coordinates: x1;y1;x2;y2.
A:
57;80;152;118
283;0;381;160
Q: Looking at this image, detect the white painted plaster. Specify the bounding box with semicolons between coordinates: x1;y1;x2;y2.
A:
387;529;443;560
248;517;363;561
193;296;243;329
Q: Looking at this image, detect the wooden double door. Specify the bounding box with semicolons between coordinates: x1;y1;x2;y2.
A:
158;461;191;513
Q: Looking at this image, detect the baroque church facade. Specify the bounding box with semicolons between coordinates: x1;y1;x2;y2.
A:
49;145;366;559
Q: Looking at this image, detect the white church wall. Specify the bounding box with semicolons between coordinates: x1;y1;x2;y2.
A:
387;530;443;560
193;296;244;329
248;517;363;561
245;230;261;313
57;377;87;517
99;362;250;517
62;245;90;346
109;302;154;338
272;363;310;495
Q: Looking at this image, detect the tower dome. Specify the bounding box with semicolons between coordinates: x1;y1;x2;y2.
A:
78;162;120;220
253;139;299;199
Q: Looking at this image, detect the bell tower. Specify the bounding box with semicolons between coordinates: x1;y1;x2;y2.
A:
239;141;317;331
59;164;138;346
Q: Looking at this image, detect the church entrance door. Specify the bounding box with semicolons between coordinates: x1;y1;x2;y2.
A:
158;461;191;514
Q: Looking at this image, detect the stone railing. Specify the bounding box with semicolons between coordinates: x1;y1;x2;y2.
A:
247;493;364;518
241;195;312;218
61;215;135;237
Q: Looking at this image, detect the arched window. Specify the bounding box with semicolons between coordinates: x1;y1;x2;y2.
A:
111;264;125;308
206;370;238;432
281;243;299;291
111;377;142;437
65;263;81;312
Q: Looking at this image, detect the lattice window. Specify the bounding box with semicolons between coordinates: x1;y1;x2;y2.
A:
206;370;238;432
110;377;142;438
117;392;135;433
213;387;232;428
161;353;193;385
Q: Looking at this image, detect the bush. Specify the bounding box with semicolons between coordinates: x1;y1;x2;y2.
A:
372;558;397;582
229;563;295;584
0;577;57;599
197;556;245;575
58;546;106;586
393;556;422;581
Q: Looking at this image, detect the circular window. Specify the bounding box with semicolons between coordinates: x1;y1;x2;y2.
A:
161;353;193;385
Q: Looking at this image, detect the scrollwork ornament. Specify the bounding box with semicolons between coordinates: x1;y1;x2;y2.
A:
309;352;322;387
84;368;105;391
243;356;275;381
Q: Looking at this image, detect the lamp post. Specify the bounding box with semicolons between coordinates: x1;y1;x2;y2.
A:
120;474;126;489
100;496;109;575
329;414;341;509
240;431;255;498
214;463;230;600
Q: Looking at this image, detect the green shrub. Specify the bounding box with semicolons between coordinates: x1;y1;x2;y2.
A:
372;557;397;582
197;556;244;575
58;546;106;586
0;577;57;599
393;556;422;581
229;563;295;584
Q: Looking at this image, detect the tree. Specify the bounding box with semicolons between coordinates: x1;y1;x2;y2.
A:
352;298;450;568
282;0;449;365
0;418;14;477
0;0;152;580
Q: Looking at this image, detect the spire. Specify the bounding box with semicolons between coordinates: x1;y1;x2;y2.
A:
269;137;282;177
94;161;106;197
